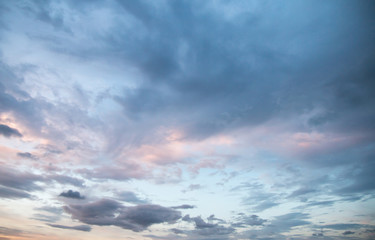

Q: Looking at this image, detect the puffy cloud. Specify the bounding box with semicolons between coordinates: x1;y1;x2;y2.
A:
63;199;181;232
46;224;91;232
0;124;22;138
59;190;85;199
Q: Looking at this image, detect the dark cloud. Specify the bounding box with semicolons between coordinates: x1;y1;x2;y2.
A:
59;190;85;199
46;224;91;232
342;230;355;235
171;204;195;209
117;204;181;232
17;152;37;160
63;199;181;232
0;186;31;199
117;191;148;204
0;124;22;138
102;0;375;146
182;214;235;237
171;228;184;234
0;167;44;191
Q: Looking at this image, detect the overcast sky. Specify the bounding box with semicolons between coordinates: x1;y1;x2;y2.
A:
0;0;374;239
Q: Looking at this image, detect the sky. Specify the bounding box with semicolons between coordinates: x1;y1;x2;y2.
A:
0;0;374;239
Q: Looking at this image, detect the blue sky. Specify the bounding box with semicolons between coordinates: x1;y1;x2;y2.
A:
0;0;374;239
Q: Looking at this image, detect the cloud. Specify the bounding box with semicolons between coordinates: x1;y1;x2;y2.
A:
117;191;148;204
0;124;22;138
171;204;195;209
0;226;22;237
59;190;85;199
46;224;91;232
50;175;85;187
232;214;267;228
0;186;31;199
171;228;184;234
116;204;181;231
0;167;44;191
63;199;181;232
268;212;311;234
342;230;355;235
321;224;366;230
182;214;235;237
17;152;37;160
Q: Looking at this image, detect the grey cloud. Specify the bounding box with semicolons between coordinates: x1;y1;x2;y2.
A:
59;190;85;199
117;191;148;204
192;216;216;229
342;230;355;235
252;200;279;212
171;204;195;209
232;214;267;228
0;65;47;137
104;0;375;144
335;154;375;195
50;174;85;187
117;204;181;232
207;215;225;224
17;152;37;160
46;224;91;232
0;124;22;138
303;200;335;208
171;228;184;234
321;224;366;230
194;225;235;237
269;212;310;233
0;167;44;191
64;199;181;232
0;186;31;199
32;213;61;223
0;226;22;236
182;214;235;237
289;187;316;198
35;206;63;215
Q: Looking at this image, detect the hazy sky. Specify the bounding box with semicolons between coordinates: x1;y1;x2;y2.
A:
0;1;374;239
